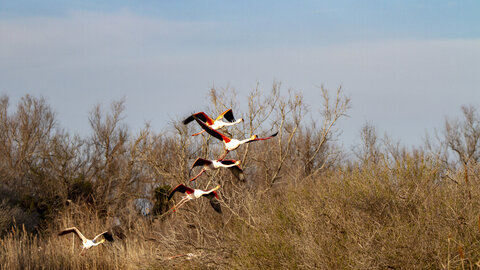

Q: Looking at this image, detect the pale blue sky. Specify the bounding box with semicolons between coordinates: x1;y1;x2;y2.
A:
1;1;479;148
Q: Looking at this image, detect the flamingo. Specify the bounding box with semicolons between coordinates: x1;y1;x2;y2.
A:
183;109;243;136
193;115;278;159
168;184;222;214
189;157;245;182
58;227;114;255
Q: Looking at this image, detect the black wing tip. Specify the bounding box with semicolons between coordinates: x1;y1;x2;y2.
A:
167;185;179;200
271;132;279;137
192;157;208;167
168;184;190;200
184;112;208;125
192;114;201;122
193;112;209;123
103;231;114;242
224;109;236;122
167;191;175;201
182;115;194;125
210;199;222;214
221;159;236;165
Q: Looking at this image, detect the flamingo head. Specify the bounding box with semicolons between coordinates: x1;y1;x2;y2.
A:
235;160;241;165
250;135;257;140
213;185;221;192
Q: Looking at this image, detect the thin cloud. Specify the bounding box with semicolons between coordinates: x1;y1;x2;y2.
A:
0;10;219;61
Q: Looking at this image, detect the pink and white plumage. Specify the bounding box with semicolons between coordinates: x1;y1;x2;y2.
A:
183;109;243;136
193;115;277;158
189;158;244;182
58;227;114;255
168;184;222;213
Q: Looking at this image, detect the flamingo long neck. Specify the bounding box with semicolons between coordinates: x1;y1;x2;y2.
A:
194;186;219;198
208;186;220;194
213;119;242;129
224;119;242;126
92;241;104;247
240;137;254;144
225;138;250;151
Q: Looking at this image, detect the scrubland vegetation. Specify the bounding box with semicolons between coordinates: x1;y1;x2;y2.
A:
2;84;480;269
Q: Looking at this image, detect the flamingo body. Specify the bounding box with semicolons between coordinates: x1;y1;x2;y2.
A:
58;227;114;254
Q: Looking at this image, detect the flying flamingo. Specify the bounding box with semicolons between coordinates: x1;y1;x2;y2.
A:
168;184;222;214
189;157;245;182
58;227;114;255
183;109;243;136
193;115;278;159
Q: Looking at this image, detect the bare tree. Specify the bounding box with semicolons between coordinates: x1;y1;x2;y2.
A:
353;121;381;166
86;99;129;206
0;96;11;177
0;95;56;190
300;86;350;176
0;95;78;228
443;105;480;184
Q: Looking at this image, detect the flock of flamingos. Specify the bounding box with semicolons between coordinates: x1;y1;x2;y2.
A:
58;109;277;254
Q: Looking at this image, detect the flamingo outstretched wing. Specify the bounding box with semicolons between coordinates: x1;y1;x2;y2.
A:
219;159;237;165
58;227;88;243
193;116;230;142
216;109;236;122
183;112;214;125
191;158;212;168
92;231;114;243
189;158;211;180
229;165;245;181
203;191;222;214
168;184;195;200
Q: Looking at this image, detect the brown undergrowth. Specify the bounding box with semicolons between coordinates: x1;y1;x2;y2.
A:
2;162;480;269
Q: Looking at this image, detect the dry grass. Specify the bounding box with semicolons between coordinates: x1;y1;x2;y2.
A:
226;165;480;269
3;160;480;269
